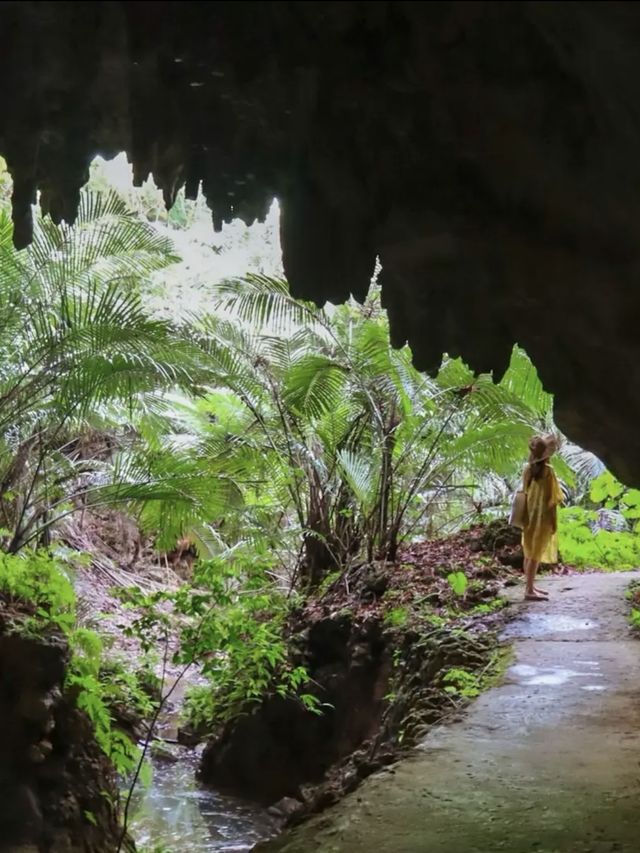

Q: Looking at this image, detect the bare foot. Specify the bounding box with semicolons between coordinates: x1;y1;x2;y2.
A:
534;587;549;596
524;592;548;601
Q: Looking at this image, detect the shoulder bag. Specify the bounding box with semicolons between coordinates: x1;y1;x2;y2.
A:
509;478;528;529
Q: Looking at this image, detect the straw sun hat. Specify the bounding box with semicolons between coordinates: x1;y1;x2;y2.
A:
528;434;559;463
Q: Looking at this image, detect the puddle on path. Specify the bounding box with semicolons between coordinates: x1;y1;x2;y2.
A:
509;662;605;689
130;753;276;852
502;613;597;639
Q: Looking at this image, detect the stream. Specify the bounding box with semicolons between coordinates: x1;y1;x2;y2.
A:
130;751;276;852
127;669;277;852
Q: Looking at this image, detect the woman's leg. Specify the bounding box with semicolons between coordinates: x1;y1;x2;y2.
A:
524;558;533;594
524;558;546;600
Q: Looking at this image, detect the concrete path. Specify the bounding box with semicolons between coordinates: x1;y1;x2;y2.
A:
267;573;640;853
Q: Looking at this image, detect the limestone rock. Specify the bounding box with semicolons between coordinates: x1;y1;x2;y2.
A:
267;797;305;821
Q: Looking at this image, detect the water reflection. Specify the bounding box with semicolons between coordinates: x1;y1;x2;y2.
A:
508;662;606;690
130;752;277;852
501;613;597;639
526;669;583;686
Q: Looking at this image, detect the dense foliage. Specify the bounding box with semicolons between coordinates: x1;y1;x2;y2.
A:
2;179;630;582
118;545;320;735
558;472;640;568
141;276;572;583
0;190;200;552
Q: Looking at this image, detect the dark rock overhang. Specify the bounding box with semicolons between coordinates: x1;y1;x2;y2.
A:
1;1;639;481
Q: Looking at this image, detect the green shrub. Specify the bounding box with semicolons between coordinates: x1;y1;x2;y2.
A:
558;506;640;569
384;606;409;628
179;604;320;731
119;551;322;734
0;549;76;630
99;657;158;719
182;684;217;731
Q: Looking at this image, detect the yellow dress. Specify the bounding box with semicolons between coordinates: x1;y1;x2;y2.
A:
522;464;563;563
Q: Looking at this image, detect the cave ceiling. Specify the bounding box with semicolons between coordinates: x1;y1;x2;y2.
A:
1;1;639;481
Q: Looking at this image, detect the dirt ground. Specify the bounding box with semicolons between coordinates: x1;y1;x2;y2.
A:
265;572;640;853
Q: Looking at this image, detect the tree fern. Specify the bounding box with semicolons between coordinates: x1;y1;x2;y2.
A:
0;188;194;550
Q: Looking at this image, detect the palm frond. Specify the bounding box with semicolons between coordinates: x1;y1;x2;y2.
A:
283;355;350;419
498;345;554;422
210;274;332;341
337;448;378;509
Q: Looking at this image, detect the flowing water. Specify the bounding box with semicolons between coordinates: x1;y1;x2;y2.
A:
130;751;276;852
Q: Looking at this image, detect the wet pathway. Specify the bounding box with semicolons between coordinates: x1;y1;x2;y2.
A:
266;572;640;853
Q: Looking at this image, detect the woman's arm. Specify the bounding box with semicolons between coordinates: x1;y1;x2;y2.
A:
548;468;563;507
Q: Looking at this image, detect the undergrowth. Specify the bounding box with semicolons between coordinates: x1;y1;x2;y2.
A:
99;655;161;720
119;548;321;735
440;644;514;700
559;473;640;570
560;508;640;570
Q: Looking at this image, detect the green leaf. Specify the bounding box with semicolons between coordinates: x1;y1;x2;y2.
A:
283;355;349;419
590;471;624;504
446;572;468;597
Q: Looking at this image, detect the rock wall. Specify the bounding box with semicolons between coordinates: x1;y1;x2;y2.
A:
199;614;390;806
1;2;640;482
198;603;496;821
0;626;127;852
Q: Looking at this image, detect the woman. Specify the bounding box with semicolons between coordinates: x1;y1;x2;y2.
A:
522;434;563;601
